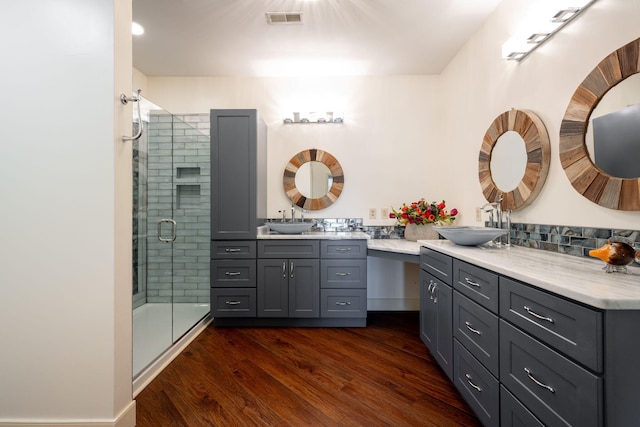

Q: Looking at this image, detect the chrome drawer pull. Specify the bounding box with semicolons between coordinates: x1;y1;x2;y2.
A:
524;368;555;393
464;277;481;287
290;261;295;278
335;301;352;306
225;248;241;253
282;261;287;278
464;321;482;335
335;272;351;276
523;306;555;323
225;272;241;276
465;374;482;392
225;300;241;305
336;248;352;252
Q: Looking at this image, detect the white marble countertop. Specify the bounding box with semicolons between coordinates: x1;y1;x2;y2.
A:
420;240;640;310
257;230;370;240
367;239;421;255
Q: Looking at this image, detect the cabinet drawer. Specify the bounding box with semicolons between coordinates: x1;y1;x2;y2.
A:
258;240;320;258
453;339;500;427
211;260;256;288
500;386;545;427
321;260;367;289
453;291;499;377
321;240;367;259
211;288;256;317
500;277;603;372
453;259;499;313
420;247;453;285
211;240;256;259
321;289;367;318
500;321;602;427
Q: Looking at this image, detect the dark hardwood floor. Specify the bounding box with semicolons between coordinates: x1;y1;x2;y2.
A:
135;311;481;427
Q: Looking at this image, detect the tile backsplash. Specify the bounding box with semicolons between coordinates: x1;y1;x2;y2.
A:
287;218;639;268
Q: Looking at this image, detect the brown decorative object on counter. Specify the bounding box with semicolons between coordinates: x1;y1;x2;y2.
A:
589;240;640;273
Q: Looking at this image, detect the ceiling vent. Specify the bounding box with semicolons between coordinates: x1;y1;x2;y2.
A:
265;12;303;24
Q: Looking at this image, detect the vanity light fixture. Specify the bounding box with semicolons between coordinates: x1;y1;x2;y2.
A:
283;111;344;124
502;0;597;61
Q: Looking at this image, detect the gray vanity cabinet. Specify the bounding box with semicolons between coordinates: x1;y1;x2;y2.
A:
419;247;454;380
214;239;367;326
419;245;640;427
257;240;320;318
210;109;266;240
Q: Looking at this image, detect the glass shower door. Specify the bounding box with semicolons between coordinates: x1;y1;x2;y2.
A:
132;98;210;378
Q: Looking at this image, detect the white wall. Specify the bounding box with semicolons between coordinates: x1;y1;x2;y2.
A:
438;0;640;230
0;1;134;425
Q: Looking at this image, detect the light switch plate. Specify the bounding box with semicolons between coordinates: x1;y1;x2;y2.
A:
381;207;389;218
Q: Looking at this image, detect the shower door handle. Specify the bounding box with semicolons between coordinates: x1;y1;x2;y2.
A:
158;219;177;242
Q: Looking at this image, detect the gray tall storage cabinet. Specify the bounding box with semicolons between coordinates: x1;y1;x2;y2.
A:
210;109;266;240
210;110;266;318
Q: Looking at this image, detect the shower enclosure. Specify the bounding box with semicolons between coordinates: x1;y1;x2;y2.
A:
132;96;210;378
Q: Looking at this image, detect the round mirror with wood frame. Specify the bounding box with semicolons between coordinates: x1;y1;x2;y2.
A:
559;37;640;210
479;109;551;210
283;149;344;210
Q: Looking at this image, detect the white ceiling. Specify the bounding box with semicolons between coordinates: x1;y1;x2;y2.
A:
132;0;503;77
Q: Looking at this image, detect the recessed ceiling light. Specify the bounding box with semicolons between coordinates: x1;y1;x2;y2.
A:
132;22;145;36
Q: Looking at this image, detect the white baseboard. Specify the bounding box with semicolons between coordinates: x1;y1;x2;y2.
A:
367;298;419;311
133;314;213;397
0;400;136;427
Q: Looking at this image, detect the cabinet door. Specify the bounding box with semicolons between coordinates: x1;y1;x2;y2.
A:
434;281;453;380
420;269;437;350
289;259;320;318
420;269;453;380
211;109;265;239
257;259;289;317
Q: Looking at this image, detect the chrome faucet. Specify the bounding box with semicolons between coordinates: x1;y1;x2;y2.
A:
291;204;296;222
495;192;503;229
505;209;512;246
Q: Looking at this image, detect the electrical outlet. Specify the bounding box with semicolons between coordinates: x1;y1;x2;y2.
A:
476;207;482;222
369;208;377;219
381;207;389;219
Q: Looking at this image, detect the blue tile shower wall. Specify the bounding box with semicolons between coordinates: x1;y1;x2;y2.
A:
145;113;211;304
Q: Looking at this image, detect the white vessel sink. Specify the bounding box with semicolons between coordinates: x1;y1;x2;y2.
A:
266;221;315;234
433;226;508;246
